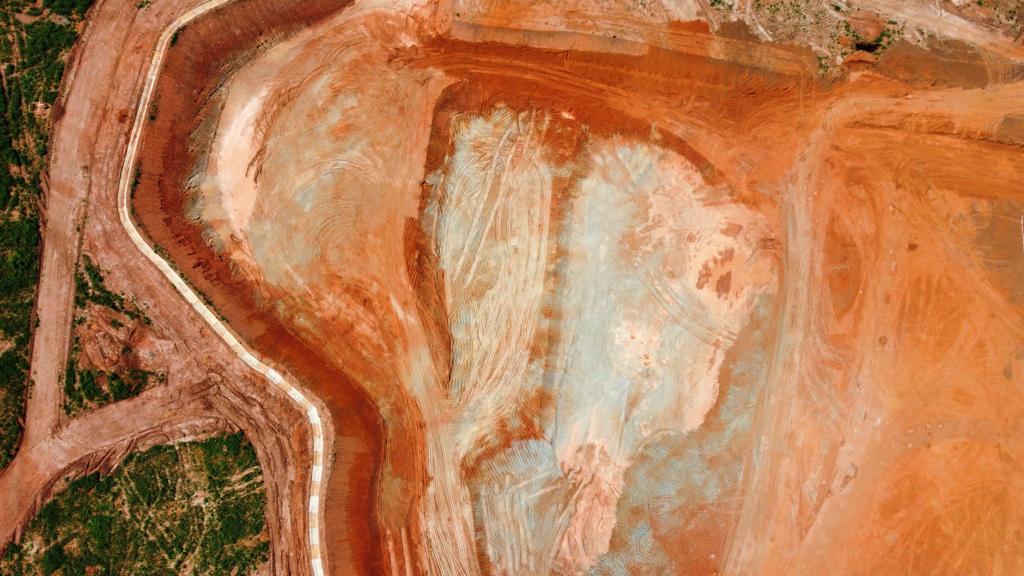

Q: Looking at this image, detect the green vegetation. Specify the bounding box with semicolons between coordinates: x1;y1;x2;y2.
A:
750;0;834;47
42;0;93;19
971;0;1021;34
874;20;905;53
63;348;156;415
0;432;270;575
0;0;93;469
74;254;146;321
64;255;155;416
841;19;863;43
840;17;904;56
816;54;831;75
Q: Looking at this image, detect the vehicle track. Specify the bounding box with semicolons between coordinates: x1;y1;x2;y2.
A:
115;1;328;574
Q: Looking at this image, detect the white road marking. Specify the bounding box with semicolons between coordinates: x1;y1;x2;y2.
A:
115;1;328;573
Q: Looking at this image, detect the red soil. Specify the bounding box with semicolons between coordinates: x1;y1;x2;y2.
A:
3;1;334;573
136;13;803;572
129;1;385;574
129;2;1024;574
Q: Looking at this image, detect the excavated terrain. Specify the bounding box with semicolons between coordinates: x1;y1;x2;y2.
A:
2;1;328;574
12;0;1022;575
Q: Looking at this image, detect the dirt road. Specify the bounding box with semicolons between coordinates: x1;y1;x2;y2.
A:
1;0;325;573
116;6;330;574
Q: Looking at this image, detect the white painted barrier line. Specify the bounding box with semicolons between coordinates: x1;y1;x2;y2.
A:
114;2;327;574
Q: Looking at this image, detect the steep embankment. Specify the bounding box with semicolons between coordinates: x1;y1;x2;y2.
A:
129;1;387;574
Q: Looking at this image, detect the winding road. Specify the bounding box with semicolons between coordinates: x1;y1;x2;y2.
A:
114;1;328;574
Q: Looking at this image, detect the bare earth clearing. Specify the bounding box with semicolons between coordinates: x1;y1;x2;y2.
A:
2;0;321;573
3;0;1024;575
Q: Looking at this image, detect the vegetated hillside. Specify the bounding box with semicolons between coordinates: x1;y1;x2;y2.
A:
64;255;162;417
0;0;92;468
0;432;270;575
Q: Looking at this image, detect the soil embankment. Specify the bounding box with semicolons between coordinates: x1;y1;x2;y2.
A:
4;1;331;573
130;1;385;574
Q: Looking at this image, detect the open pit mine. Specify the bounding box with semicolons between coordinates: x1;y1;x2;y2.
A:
7;0;1022;574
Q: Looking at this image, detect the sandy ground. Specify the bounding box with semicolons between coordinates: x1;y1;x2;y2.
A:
725;80;1024;576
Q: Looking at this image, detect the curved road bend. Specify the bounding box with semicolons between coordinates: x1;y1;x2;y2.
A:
115;1;328;575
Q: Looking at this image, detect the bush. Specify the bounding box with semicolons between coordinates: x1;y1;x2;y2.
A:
0;434;269;574
43;0;95;18
40;545;66;576
22;21;77;68
1;0;92;471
